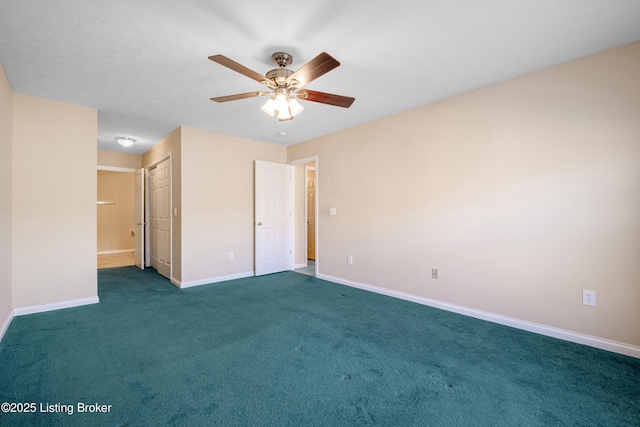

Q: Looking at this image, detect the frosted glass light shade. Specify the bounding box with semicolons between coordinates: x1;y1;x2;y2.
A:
289;98;303;116
261;98;275;116
116;137;135;147
261;89;303;121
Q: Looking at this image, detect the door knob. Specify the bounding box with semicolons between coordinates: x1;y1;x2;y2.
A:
257;222;263;226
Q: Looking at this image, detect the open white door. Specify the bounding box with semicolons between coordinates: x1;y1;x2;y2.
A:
134;168;145;270
255;160;293;276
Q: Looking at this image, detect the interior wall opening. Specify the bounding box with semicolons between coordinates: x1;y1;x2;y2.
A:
290;157;318;277
97;169;136;269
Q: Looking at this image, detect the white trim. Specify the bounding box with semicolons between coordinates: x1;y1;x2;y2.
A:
97;249;134;255
288;156;318;166
97;165;138;173
0;309;15;344
13;296;100;316
317;273;640;359
177;271;254;289
294;262;307;270
144;168;151;267
169;155;173;281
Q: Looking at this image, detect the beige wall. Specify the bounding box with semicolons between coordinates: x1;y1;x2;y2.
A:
288;42;640;347
12;94;98;307
97;170;135;252
140;125;286;285
97;150;142;169
180;126;286;284
0;64;13;332
142;127;181;282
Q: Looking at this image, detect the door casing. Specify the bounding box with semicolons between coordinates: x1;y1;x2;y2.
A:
288;156;319;274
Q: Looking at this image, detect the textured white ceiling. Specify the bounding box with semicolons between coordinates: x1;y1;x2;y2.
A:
1;0;639;154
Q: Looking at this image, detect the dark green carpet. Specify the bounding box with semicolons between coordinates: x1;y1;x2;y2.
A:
1;267;639;426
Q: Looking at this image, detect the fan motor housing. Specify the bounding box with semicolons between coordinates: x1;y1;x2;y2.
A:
266;68;293;86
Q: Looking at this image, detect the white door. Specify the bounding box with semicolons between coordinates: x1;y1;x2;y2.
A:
150;158;171;279
134;168;145;269
150;166;158;270
255;160;293;276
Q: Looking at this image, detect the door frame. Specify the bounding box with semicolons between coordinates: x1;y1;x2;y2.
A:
288;156;319;275
304;165;316;263
134;168;145;269
96;165;138;262
96;162;172;277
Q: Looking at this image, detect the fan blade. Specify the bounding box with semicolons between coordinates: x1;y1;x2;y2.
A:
209;55;269;85
297;90;355;108
210;91;270;103
287;52;340;88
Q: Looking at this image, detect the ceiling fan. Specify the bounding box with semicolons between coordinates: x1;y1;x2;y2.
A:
209;52;355;121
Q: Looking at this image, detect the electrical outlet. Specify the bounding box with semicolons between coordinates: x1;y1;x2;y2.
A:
228;252;234;261
432;268;438;279
582;290;596;306
347;255;353;265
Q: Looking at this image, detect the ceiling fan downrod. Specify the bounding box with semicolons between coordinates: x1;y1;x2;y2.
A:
271;52;293;68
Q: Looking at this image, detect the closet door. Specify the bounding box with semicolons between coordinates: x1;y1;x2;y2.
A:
150;158;171;278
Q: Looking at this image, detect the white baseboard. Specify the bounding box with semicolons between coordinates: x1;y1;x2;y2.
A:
178;271;255;289
317;273;640;359
13;296;100;316
98;249;135;255
0;309;14;344
294;263;307;269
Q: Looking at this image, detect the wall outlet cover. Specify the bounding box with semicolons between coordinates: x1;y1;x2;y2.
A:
582;290;596;306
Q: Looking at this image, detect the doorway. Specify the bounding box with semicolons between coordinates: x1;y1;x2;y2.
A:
290;157;318;277
96;157;171;280
306;166;316;262
97;168;136;269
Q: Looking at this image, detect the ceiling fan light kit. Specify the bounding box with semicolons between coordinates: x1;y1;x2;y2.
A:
260;87;303;121
209;51;355;121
